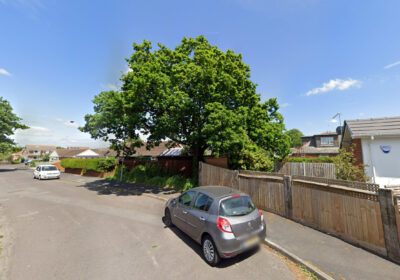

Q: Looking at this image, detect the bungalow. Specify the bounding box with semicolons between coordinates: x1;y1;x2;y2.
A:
341;116;400;186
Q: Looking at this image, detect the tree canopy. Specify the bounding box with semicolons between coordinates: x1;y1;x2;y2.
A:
285;128;304;148
81;36;290;170
0;97;28;147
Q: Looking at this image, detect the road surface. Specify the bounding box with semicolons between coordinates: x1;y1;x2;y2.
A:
0;165;297;280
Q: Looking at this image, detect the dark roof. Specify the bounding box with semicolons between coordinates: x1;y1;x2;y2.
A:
92;148;118;157
193;186;242;198
127;142;180;157
345;116;400;137
293;140;339;155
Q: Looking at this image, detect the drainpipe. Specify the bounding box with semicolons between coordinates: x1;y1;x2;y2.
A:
368;136;377;184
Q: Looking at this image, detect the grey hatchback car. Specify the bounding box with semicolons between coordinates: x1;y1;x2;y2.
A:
164;186;266;266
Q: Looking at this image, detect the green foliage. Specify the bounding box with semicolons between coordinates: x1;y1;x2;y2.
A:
334;146;369;182
29;161;36;167
287;156;336;163
61;157;117;172
81;36;291;172
0;97;28;145
285;129;304;148
42;153;50;162
113;164;196;191
228;139;274;171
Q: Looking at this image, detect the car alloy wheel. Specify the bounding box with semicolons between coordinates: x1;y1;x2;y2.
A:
202;236;220;266
203;239;214;262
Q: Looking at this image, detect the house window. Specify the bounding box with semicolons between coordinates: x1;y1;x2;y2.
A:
321;137;334;146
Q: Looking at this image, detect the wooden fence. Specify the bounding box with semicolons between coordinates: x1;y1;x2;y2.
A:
275;162;336;179
199;162;400;263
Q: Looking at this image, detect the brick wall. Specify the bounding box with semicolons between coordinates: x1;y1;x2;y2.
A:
352;138;364;167
204;157;228;168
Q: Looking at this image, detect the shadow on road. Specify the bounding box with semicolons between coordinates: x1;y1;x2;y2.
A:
162;217;259;268
0;168;17;173
77;179;180;197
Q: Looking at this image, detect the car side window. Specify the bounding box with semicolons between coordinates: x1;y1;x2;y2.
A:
178;191;196;207
193;193;213;212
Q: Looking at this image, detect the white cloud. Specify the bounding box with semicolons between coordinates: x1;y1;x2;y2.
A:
29;126;50;131
305;78;362;96
330;119;338;123
0;68;11;76
280;103;290;108
359;112;365;117
384;60;400;69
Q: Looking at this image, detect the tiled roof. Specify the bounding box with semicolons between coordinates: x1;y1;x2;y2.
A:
25;145;56;151
345;116;400;137
126;141;181;157
293;140;339;155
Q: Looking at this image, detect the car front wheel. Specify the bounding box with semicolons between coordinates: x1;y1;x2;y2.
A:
202;235;220;266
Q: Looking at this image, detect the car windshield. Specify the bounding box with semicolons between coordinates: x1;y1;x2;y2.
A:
42;166;58;171
219;195;255;217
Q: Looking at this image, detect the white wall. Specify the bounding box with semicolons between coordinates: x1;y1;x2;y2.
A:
361;136;400;187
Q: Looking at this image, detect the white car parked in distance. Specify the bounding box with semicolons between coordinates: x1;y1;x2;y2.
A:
33;165;61;180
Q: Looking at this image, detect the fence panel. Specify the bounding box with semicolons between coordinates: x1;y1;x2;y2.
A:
291;179;385;255
238;175;285;215
276;162;336;179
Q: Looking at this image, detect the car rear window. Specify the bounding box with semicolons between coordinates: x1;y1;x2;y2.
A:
42;166;58;171
219;195;255;217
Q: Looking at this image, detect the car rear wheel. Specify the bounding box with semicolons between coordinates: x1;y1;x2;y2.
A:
164;208;173;227
202;235;220;266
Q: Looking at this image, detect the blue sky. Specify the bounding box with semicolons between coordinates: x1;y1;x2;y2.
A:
1;0;400;147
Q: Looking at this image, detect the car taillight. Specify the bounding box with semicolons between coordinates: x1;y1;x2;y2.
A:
217;217;233;233
258;210;264;222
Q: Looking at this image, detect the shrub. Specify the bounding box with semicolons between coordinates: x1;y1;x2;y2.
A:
334;147;369;182
287;156;336;163
112;164;196;191
61;157;117;172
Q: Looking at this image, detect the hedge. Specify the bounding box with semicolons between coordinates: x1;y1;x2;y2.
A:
286;156;336;163
61;157;117;172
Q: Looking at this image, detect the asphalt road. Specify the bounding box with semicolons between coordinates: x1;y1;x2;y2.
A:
0;165;297;280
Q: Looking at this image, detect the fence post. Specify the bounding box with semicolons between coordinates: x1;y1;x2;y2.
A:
378;188;400;262
283;175;293;219
198;161;203;186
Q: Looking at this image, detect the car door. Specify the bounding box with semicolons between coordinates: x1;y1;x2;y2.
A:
185;192;213;241
173;191;196;233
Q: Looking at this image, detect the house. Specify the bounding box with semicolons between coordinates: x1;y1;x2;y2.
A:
341;116;400;186
125;141;183;159
292;129;341;158
21;145;57;160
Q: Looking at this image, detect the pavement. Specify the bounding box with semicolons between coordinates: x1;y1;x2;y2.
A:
0;165;298;280
263;211;400;280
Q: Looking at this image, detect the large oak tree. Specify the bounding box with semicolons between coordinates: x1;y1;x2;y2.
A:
81;36;290;170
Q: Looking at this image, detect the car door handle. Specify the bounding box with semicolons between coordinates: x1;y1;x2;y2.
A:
199;217;205;221
182;210;188;214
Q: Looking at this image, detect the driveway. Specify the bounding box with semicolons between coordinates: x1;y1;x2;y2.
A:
0;165;297;280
